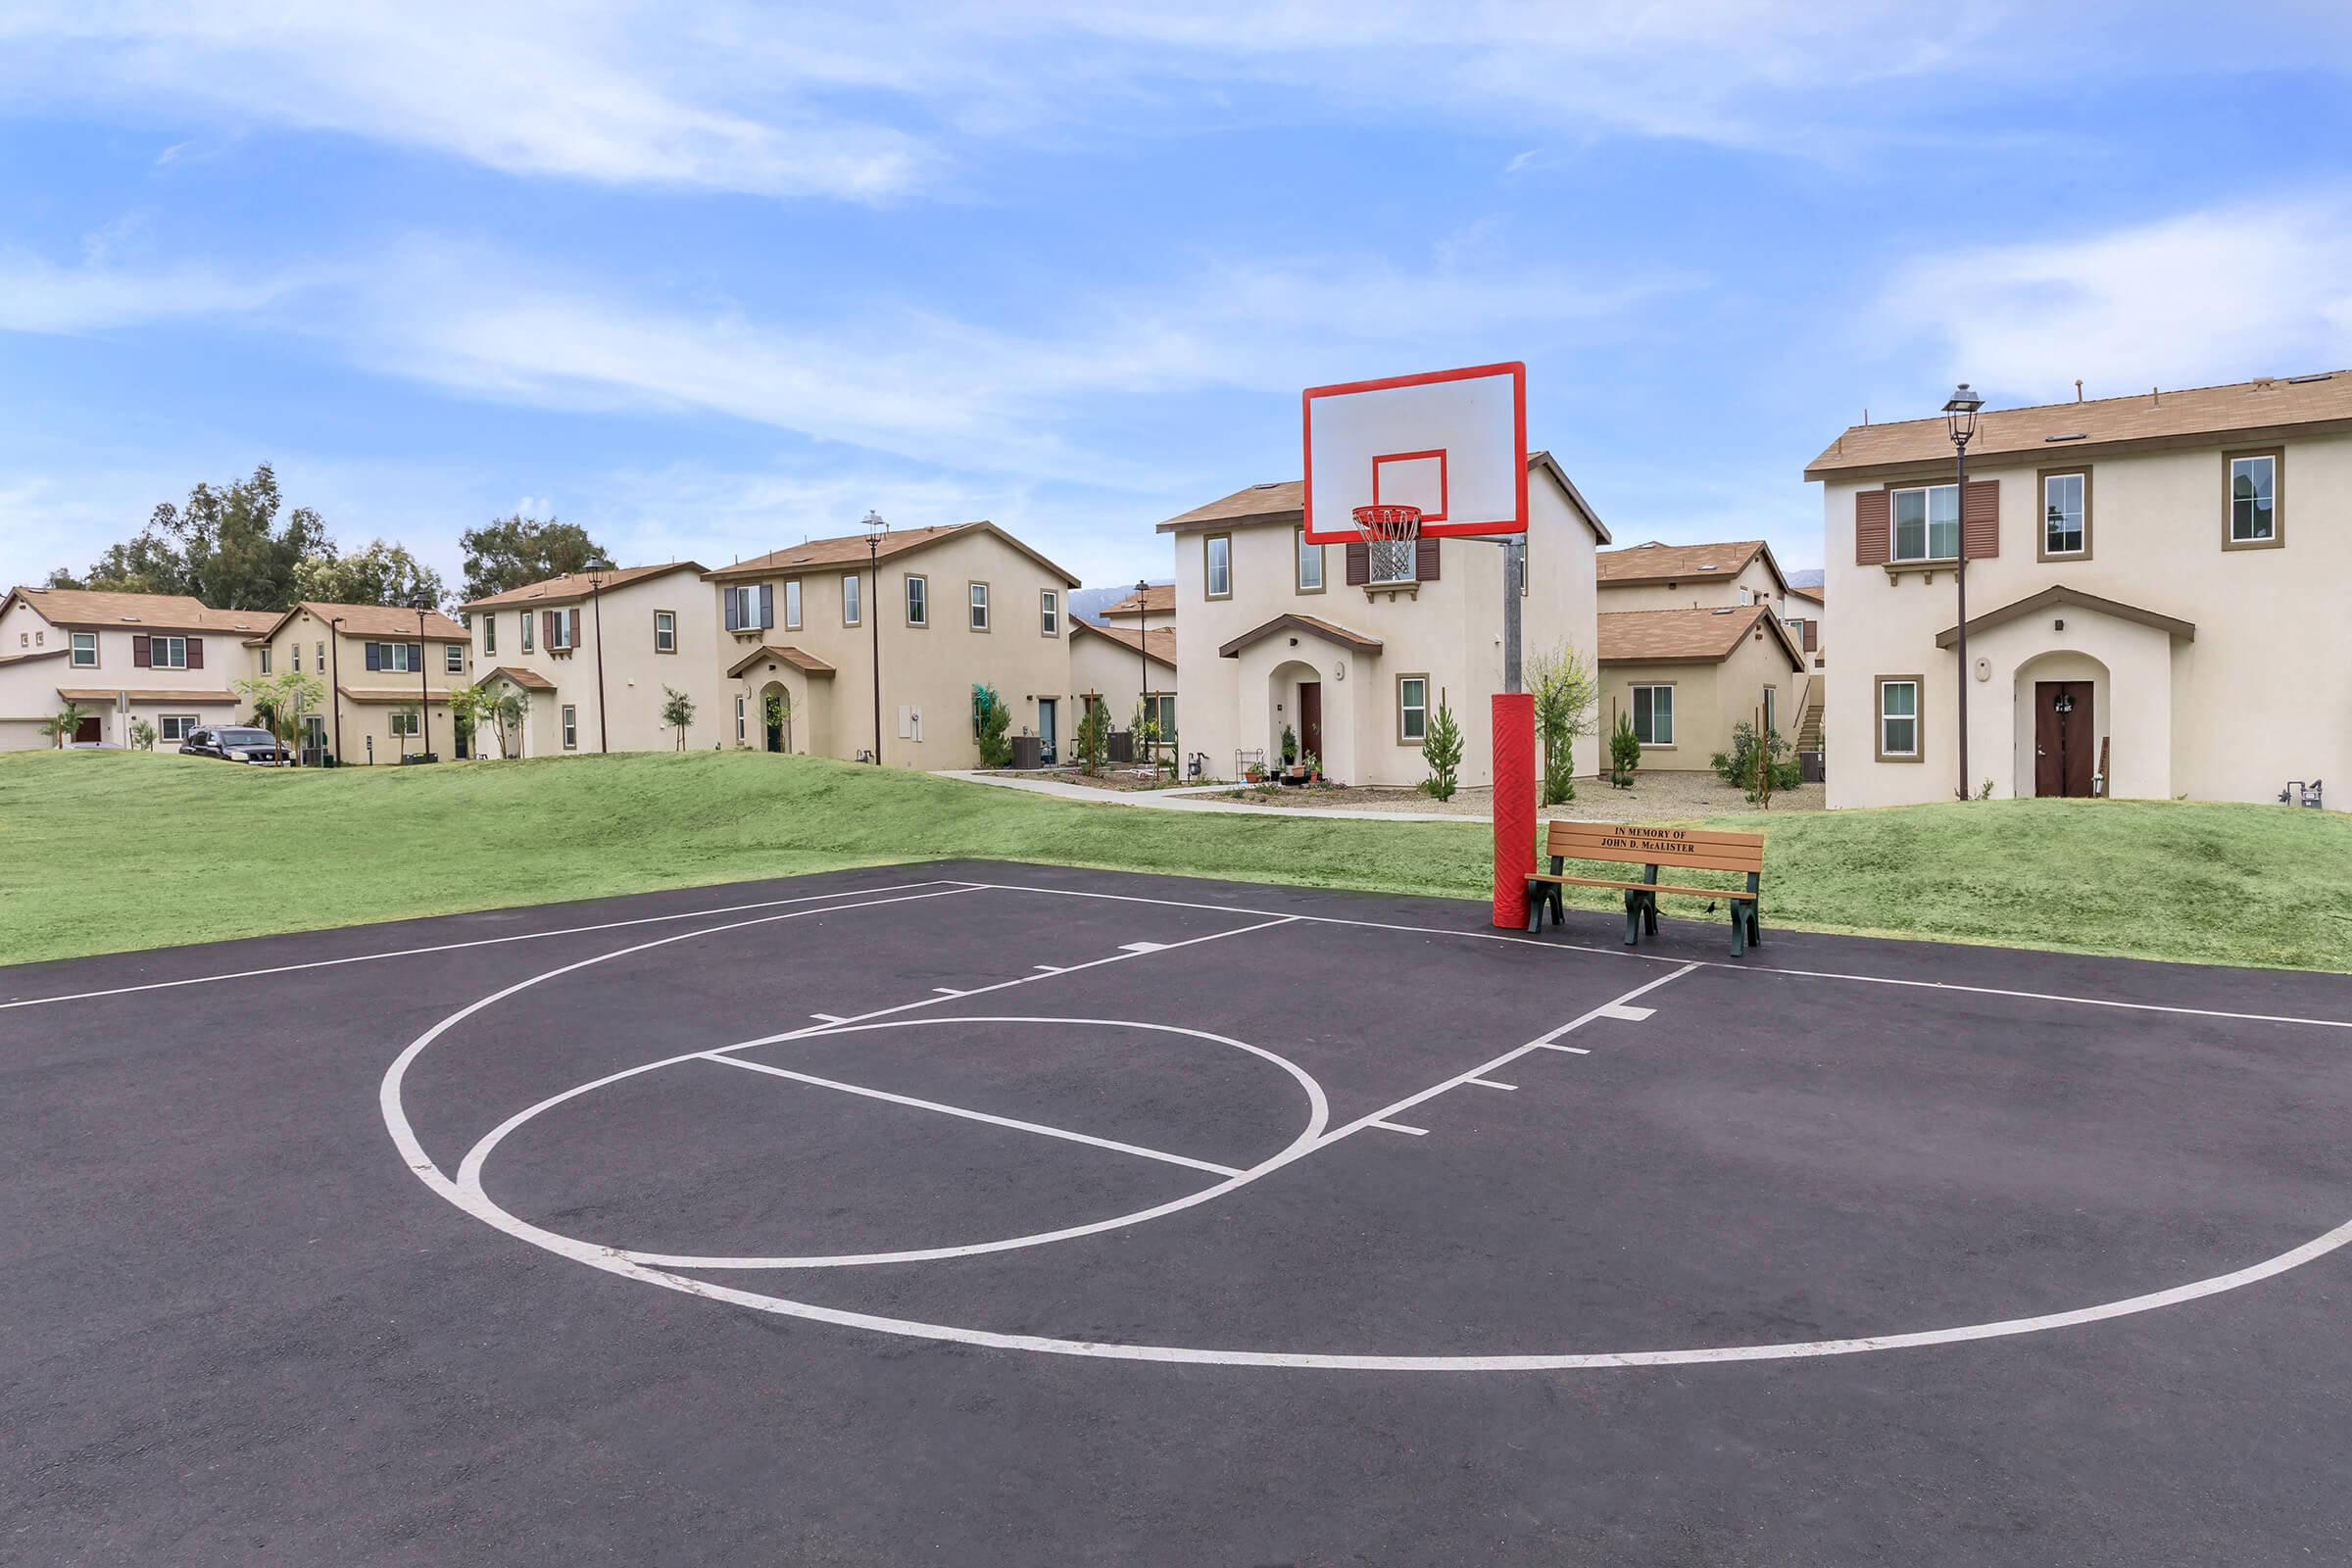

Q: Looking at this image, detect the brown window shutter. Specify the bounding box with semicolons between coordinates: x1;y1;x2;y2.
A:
187;636;204;669
568;608;581;645
1963;477;2000;558
1414;537;1440;582
543;610;556;649
1855;489;1890;565
1345;541;1369;586
132;634;151;668
1803;620;1818;654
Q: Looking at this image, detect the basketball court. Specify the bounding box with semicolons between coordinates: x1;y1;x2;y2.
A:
9;860;2352;1562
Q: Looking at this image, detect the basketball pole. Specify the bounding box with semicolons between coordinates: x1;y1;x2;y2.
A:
1491;539;1536;931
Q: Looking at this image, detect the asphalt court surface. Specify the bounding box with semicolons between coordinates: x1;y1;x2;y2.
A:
8;859;2352;1564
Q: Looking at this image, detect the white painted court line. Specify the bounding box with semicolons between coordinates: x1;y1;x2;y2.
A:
932;987;966;997
1601;1004;1655;1021
0;879;966;1010
808;1012;846;1023
1119;941;1168;954
1032;965;1064;974
1371;1120;1429;1137
970;881;2352;1034
1466;1078;1517;1092
1533;1043;1591;1054
708;1054;1244;1178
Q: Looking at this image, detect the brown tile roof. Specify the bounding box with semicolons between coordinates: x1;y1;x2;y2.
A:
1596;539;1786;589
1787;583;1825;605
337;685;460;704
251;601;469;642
1073;620;1176;666
59;687;240;705
1804;370;2352;478
461;562;706;611
1097;583;1176;618
482;665;557;692
1217;612;1382;659
725;645;837;678
5;587;274;635
702;521;1080;587
1598;604;1804;669
0;647;71;667
1157;451;1609;543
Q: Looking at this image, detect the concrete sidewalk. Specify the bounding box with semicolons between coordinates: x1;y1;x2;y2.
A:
932;769;1457;822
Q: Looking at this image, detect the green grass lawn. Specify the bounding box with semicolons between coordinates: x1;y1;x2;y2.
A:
4;749;2349;972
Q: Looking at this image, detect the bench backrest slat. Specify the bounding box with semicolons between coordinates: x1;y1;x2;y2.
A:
1544;820;1765;875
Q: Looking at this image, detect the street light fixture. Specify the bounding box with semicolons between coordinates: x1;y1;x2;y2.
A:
328;614;346;765
409;593;433;761
862;510;888;765
1942;381;1984;801
584;566;610;754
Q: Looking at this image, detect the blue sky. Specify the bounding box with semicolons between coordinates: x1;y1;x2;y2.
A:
5;2;2351;598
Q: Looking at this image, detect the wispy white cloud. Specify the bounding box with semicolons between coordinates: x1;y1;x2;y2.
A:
0;245;314;333
1873;194;2352;400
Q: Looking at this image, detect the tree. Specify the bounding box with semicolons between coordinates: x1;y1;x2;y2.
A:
1609;711;1642;789
1419;690;1463;801
474;685;529;759
292;539;448;610
232;670;326;765
1529;642;1599;807
460;514;614;603
50;465;334;611
129;717;157;751
37;699;93;749
1074;699;1110;776
974;684;1012;768
661;686;697;751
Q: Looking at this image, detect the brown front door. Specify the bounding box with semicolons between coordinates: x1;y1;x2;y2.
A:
73;715;101;745
2033;681;2095;797
1298;682;1322;762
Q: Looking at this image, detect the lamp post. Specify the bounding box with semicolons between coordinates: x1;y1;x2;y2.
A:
1942;382;1984;801
862;510;887;765
1133;577;1151;764
409;594;432;760
585;567;610;754
328;614;345;764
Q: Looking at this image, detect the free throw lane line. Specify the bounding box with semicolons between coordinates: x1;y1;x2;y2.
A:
708;1054;1244;1177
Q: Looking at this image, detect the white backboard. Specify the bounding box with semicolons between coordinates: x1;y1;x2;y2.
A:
1301;362;1527;544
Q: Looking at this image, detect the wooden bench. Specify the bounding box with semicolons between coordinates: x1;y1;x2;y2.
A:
1525;820;1766;956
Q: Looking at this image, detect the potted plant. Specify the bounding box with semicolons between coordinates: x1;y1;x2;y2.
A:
1279;723;1298;767
1301;750;1321;784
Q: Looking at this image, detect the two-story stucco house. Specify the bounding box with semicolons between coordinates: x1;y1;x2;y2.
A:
702;521;1081;767
0;588;274;751
242;600;472;764
1070;619;1176;748
1155;453;1609;787
460;564;721;758
1808;371;2351;809
1593;540;1810;771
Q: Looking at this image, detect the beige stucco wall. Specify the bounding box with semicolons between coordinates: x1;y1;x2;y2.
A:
1822;429;2351;808
1597;555;1784;613
252;608;467;763
468;571;729;758
712;529;1079;767
1166;471;1601;787
1598;623;1805;774
0;598;260;750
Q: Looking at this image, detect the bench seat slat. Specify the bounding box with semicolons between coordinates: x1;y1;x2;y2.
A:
1530;873;1757;901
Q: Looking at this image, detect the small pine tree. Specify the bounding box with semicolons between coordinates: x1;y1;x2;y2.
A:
1609;711;1642;789
974;684;1013;767
1420;692;1463;801
1075;700;1110;776
661;686;696;751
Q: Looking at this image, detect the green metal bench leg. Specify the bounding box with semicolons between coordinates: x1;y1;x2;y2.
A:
1524;880;1545;934
1622;889;1644;946
1742;871;1762;950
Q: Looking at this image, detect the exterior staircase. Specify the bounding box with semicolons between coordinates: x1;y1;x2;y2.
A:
1793;675;1826;754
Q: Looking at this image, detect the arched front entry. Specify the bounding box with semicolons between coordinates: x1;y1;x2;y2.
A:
2011;651;2108;798
761;682;792;754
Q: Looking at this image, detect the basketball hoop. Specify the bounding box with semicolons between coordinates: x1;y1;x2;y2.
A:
1351;503;1423;546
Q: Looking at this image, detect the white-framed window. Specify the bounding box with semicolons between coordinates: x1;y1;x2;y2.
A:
562;705;578;750
2043;471;2086;555
292;642;303;671
906;574;928;626
259;648;271;674
2230;453;2278;542
1145;692;1175;740
843;573;861;626
1632;684;1675;746
1396;675;1428;744
722;584;770;633
482;613;496;656
1879;678;1920;759
371;641;418;672
1297;529;1324;591
546;612;573;652
1370;539;1415;584
520;611;534;652
654;610;676;653
1890;483;1960;563
1040;589;1059;636
444;643;464;674
70;631;96;667
783;579;803;631
159;713;198;742
968;582;990;631
735;694;747;745
149;635;188;669
315;640;324;669
390;710;420;739
1204;534;1232;599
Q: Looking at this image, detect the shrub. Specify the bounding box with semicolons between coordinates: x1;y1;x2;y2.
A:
1608;712;1641;789
1279;722;1298;765
1529;642;1597;807
1712;720;1797;791
974;684;1012;767
1075;701;1109;775
129;718;157;751
1419;693;1463;801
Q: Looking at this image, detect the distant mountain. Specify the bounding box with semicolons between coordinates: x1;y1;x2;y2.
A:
1071;582;1169;623
1784;567;1824;589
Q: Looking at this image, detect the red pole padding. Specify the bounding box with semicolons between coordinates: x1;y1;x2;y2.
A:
1491;691;1536;929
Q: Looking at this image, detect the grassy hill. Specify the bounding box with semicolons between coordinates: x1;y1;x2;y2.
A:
2;749;2347;970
